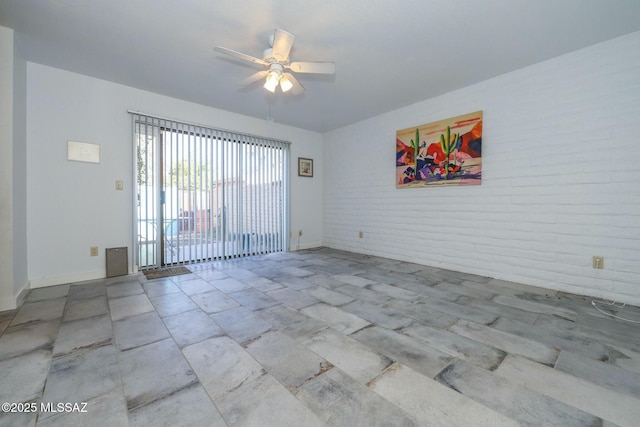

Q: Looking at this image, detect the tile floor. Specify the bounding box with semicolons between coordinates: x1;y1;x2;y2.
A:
1;247;640;426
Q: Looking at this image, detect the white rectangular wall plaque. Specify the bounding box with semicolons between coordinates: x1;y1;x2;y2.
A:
67;140;100;163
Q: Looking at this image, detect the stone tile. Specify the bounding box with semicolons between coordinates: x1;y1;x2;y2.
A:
333;284;391;305
555;350;640;399
0;317;11;335
331;274;377;287
306;274;348;289
119;338;197;409
195;269;230;281
370;363;521;427
113;311;170;350
141;279;182;297
3;247;639;427
166;272;199;283
392;280;457;300
299;328;392;384
401;323;506;370
36;389;128;427
367;283;419;301
182;336;265;400
150;292;199;317
242;276;283;292
245;267;282;281
279;266;314;277
493;295;577;321
486;278;557;297
53;314;113;357
129;383;226;427
256;304;327;338
176;278;216;296
210;276;251;293
304;286;355;306
492;317;611;360
163;309;224;348
0;349;51;403
106;281;144;299
418;297;499;325
351;326;453;378
295;367;414;426
210;306;271;344
215;373;323;427
383;299;459;329
244;331;332;390
108;294;154;321
535;313;640;354
67;282;106;301
0;411;36;427
433;281;496;300
42;344;120;405
63;296;108;322
229;288;279;311
496;354;640;427
273;275;315;290
301;303;370;335
191;290;240;314
454;295;541;324
0;320;60;360
449;319;559;365
341;300;414;330
26;285;70;302
383;262;425;274
267;288;319;310
224;267;258;280
11;298;66;326
435;360;600;427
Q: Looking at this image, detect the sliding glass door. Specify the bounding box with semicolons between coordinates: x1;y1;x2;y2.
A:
132;114;289;270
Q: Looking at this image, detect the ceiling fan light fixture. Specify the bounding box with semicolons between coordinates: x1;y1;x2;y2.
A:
279;75;293;93
263;70;280;92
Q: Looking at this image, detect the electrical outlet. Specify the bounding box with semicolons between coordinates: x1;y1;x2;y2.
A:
115;180;124;190
592;256;604;269
298;230;303;236
90;246;99;257
359;231;364;238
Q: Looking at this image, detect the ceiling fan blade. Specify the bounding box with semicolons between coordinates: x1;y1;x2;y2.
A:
283;73;304;94
214;46;267;66
271;29;295;62
241;70;269;86
288;61;336;74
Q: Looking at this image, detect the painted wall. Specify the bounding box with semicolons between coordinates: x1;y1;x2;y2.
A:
323;32;640;305
0;25;16;309
12;31;28;303
26;63;322;288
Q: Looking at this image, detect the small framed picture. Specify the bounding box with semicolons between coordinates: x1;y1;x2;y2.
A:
298;157;313;177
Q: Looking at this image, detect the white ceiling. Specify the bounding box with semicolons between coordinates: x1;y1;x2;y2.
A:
2;0;640;133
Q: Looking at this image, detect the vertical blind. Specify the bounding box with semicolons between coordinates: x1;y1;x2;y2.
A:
131;112;289;270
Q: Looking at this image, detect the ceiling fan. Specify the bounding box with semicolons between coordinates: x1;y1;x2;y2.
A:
214;29;335;94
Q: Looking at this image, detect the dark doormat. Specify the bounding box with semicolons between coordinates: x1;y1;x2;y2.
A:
143;266;191;280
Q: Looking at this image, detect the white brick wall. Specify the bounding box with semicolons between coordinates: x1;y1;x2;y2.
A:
322;31;640;305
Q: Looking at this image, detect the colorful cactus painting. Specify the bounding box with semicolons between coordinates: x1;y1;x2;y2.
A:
395;111;483;187
409;128;420;162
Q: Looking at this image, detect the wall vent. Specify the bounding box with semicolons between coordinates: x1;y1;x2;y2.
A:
106;247;128;278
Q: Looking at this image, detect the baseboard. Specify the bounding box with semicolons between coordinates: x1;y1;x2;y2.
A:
0;280;29;312
15;281;29;307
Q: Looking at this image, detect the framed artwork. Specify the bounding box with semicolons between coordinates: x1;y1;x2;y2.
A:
396;111;483;188
298;157;313;177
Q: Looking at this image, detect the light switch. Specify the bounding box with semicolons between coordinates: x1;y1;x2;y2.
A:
116;180;124;191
